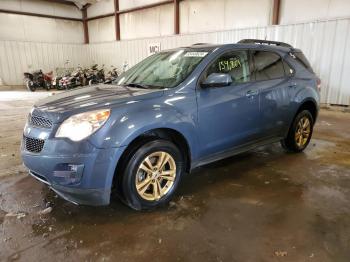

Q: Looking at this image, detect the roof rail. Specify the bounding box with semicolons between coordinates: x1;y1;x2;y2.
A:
191;43;210;46
238;39;293;48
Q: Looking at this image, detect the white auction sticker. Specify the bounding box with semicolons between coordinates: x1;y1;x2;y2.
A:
184;52;208;57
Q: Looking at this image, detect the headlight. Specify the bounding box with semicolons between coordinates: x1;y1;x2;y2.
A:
55;109;110;141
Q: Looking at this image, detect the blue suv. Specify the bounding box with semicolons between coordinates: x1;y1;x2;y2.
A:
21;39;320;210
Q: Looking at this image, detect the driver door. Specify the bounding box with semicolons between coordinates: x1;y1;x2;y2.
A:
196;50;261;158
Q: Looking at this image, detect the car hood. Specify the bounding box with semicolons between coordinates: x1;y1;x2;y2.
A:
32;84;164;122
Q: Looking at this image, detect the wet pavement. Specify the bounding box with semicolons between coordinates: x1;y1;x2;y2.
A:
0;92;350;261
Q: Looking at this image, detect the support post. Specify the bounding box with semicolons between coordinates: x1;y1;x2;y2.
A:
114;0;121;41
174;0;180;34
272;0;281;25
82;6;89;44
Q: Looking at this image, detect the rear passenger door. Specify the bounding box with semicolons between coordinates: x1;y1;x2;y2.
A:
251;50;293;138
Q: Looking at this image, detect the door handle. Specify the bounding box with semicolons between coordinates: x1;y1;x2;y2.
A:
246;90;258;97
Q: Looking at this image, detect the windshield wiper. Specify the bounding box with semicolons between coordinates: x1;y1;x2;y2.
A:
122;83;166;89
122;83;150;89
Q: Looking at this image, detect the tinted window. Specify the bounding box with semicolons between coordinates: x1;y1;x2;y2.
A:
294;52;314;73
252;51;285;81
206;50;252;84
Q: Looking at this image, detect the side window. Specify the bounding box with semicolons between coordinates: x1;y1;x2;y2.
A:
252;51;285;81
206;50;252;84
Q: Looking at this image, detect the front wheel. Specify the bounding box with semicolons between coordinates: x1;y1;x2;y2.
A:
281;110;314;152
121;140;184;210
25;81;35;92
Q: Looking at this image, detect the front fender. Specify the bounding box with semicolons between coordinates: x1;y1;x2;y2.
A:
89;98;199;161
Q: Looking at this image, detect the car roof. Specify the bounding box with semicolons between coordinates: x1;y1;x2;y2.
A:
165;40;294;53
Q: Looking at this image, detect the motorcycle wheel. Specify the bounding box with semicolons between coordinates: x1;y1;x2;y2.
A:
88;79;94;86
26;81;36;92
45;81;51;91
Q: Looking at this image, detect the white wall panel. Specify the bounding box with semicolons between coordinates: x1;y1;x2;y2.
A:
87;0;114;18
120;4;174;40
280;0;350;24
180;0;272;34
0;0;82;19
119;0;166;10
89;0;272;42
87;18;350;105
88;16;116;43
0;14;84;43
0;14;26;42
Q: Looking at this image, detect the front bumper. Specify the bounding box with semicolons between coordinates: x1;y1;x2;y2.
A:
29;170;111;205
21;139;125;206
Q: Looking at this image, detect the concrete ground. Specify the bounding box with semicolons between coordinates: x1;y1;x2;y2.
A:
0;91;349;262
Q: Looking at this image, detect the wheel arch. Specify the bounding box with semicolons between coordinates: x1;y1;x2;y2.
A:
283;98;318;139
295;98;319;123
111;127;192;195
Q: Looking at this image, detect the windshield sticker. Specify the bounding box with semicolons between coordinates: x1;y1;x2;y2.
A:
184;52;208;57
219;57;241;72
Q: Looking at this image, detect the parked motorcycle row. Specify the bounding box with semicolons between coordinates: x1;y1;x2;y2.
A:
23;64;119;92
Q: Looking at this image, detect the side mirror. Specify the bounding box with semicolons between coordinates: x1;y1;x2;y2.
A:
201;73;232;88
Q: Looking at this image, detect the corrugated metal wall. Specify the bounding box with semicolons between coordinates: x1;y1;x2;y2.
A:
87;18;350;105
0;41;88;86
0;18;349;105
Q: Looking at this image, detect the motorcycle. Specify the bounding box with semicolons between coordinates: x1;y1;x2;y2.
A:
104;66;119;84
24;70;52;92
65;66;85;89
52;75;63;90
57;66;86;90
86;64;105;86
53;61;74;90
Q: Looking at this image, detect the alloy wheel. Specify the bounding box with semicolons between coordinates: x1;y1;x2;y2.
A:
295;116;311;147
135;151;176;201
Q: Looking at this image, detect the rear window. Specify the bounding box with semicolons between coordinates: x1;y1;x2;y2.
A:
293;52;314;73
252;51;285;81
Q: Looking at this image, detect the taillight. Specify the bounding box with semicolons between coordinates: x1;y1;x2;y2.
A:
316;78;321;92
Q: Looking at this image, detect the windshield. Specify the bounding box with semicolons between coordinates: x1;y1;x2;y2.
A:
116;50;208;88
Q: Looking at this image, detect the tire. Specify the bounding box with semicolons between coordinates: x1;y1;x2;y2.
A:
45;81;51;91
120;140;184;210
26;81;35;92
281;110;314;152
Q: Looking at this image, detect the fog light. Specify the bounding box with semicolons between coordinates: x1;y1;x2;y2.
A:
53;164;84;185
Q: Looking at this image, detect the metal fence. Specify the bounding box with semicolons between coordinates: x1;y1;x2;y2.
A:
0;18;349;105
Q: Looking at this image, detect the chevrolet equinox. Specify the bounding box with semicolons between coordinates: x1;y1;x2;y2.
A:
21;39;320;210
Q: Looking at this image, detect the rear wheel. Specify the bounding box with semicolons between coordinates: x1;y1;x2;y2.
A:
281;110;314;152
120;140;184;210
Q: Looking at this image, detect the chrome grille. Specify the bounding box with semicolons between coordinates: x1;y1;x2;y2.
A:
29;114;52;128
24;136;45;153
